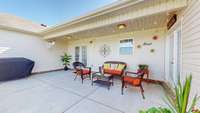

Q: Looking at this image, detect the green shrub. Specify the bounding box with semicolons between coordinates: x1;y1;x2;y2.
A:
139;107;171;113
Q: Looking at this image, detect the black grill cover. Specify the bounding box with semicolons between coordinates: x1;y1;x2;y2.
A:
0;58;34;81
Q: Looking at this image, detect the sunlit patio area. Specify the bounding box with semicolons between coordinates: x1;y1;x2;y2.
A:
1;0;200;112
0;71;165;113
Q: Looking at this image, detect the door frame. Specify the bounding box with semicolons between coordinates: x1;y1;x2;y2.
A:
165;21;182;85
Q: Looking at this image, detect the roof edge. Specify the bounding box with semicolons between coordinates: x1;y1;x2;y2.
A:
40;0;143;34
0;25;41;36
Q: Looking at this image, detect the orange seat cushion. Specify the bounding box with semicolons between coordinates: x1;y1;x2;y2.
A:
104;69;122;75
82;69;90;75
124;76;141;85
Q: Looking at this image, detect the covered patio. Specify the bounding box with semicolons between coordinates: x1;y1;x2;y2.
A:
0;70;165;113
40;0;187;83
0;0;194;113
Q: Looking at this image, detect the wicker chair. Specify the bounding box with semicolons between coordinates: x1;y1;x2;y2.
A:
73;62;91;84
121;69;145;99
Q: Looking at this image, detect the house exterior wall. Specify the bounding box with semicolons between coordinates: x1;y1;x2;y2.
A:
0;29;67;73
181;0;200;97
67;28;166;80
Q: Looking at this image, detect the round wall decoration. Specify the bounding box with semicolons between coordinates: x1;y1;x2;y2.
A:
150;49;155;53
153;35;158;40
137;45;142;48
99;44;111;57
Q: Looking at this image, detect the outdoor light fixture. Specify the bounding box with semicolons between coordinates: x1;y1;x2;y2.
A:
130;32;134;35
65;35;72;39
47;41;55;49
49;41;55;45
153;21;157;25
117;24;126;30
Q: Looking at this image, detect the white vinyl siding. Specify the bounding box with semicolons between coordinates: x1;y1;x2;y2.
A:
181;0;200;97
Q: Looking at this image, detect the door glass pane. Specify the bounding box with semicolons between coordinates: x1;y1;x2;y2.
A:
81;46;87;66
75;46;80;62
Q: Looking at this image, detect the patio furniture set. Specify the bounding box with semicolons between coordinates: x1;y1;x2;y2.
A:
73;61;149;99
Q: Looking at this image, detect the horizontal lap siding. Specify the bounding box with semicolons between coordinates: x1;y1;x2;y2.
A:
182;0;200;98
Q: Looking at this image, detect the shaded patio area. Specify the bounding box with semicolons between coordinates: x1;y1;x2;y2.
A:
0;71;165;113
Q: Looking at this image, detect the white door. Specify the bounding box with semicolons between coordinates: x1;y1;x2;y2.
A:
169;33;174;83
168;29;181;85
74;46;87;66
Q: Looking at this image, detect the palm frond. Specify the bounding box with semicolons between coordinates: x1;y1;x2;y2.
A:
165;74;198;113
188;95;199;113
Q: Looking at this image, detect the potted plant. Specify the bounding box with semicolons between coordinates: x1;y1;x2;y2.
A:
61;53;72;71
138;64;148;70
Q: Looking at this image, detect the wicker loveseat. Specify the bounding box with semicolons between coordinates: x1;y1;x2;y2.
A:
99;61;127;77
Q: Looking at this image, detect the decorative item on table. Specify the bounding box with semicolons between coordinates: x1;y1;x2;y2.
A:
138;64;149;78
138;64;148;70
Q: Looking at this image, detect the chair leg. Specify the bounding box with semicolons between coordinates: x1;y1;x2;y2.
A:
121;81;125;95
140;85;145;99
112;76;114;86
74;74;78;80
89;74;91;80
81;75;84;84
91;77;94;86
108;84;110;90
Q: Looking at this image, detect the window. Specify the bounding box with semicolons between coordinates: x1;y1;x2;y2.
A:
119;39;133;55
75;46;80;62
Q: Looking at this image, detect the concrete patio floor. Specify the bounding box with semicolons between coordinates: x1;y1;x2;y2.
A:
0;71;166;113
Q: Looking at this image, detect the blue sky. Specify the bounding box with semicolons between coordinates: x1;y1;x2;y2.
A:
0;0;116;26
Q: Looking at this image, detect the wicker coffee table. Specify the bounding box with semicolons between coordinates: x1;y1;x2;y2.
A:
91;72;113;90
